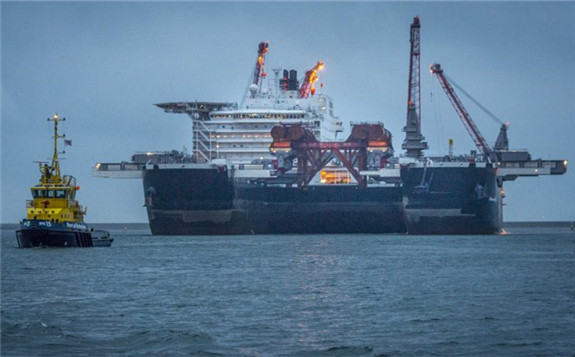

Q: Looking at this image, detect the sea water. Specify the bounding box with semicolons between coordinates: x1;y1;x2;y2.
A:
2;225;574;356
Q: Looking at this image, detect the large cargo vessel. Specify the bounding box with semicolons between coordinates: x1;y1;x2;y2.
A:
95;41;410;235
94;18;567;235
138;102;406;235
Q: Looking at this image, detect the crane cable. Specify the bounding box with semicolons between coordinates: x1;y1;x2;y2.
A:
430;74;445;154
443;73;505;126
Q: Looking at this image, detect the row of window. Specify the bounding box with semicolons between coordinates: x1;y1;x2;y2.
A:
28;209;75;221
204;125;273;130
215;144;270;149
32;190;70;199
210;134;272;139
210;113;306;119
201;122;320;131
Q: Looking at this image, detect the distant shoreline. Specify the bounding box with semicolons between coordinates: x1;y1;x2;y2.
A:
1;221;573;231
502;221;574;228
0;222;151;231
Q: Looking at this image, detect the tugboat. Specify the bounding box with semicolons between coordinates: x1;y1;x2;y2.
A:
16;114;113;248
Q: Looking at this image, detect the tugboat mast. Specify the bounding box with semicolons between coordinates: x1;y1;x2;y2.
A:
45;113;65;183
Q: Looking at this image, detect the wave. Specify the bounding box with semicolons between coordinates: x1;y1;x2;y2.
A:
288;345;376;357
1;321;225;356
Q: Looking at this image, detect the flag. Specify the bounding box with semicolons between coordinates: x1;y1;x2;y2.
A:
64;139;72;146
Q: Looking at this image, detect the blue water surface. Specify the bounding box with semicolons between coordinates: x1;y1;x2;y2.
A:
2;225;574;356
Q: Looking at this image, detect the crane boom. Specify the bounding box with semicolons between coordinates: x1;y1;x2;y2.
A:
252;42;269;87
430;63;492;158
299;61;324;98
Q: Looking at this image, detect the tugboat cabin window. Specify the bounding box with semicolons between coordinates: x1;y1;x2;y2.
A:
31;189;66;198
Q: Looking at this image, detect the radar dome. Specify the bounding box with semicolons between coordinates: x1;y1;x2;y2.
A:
249;84;258;94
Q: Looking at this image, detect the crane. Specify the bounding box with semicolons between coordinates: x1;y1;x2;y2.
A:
402;16;428;158
430;63;496;160
252;41;269;88
442;72;510;152
407;16;421;127
299;61;324;98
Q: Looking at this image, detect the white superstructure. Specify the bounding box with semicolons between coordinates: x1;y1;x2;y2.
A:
156;43;343;165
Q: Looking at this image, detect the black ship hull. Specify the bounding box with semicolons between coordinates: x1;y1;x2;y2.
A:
143;163;503;235
236;183;405;234
401;164;502;235
16;220;112;248
16;221;94;248
143;166;405;235
143;165;240;235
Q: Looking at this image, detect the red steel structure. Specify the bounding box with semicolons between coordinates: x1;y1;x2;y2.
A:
299;61;324;98
252;42;269;87
270;124;392;188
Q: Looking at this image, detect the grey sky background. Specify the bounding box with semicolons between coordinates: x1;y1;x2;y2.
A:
2;1;574;223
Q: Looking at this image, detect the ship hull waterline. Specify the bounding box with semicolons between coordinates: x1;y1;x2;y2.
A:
16;228;94;248
15;220;113;248
401;164;503;235
142;164;504;236
142;166;406;235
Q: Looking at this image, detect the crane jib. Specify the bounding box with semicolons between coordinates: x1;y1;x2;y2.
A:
430;63;493;158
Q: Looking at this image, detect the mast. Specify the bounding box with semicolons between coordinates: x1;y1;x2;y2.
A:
402;16;428;158
45;113;65;183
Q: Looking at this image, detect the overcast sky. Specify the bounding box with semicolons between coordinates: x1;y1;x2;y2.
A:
2;1;574;224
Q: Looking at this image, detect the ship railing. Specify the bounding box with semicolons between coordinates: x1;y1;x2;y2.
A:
194;121;216;162
216;147;270;153
95;162;144;172
214;137;272;143
213;128;273;133
498;159;557;169
350;121;387;127
195;140;212;162
196;136;211;149
63;175;76;187
130;151;193;164
497;159;567;176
